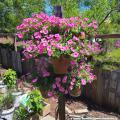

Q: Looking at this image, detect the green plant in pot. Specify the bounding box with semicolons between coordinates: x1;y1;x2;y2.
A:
3;69;17;89
14;105;29;120
0;93;15;120
3;69;23;107
16;90;45;120
26;90;44;120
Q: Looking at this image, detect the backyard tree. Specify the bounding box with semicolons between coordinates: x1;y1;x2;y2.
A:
82;0;120;34
0;0;45;33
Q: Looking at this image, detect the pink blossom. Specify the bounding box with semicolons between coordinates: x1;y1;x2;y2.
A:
65;90;68;94
48;91;53;97
32;78;38;83
73;36;79;41
59;87;65;93
47;50;53;56
42;42;48;47
72;52;79;58
55;77;61;82
72;78;76;82
70;60;76;66
34;32;41;39
67;39;74;45
56;43;62;49
84;18;89;21
70;81;75;86
52;84;56;89
47;46;52;51
26;46;32;52
17;33;23;39
62;76;67;83
81;79;86;85
69;86;73;90
43;71;50;77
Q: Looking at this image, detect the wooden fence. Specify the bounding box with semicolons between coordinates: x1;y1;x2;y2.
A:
0;46;35;75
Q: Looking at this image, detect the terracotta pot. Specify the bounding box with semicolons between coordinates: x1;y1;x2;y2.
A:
70;87;81;97
79;32;85;39
51;56;71;74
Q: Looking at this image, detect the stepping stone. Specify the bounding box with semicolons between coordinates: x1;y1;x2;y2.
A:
41;115;55;120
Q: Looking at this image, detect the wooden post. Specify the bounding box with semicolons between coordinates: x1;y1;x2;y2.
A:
58;95;65;120
54;4;65;120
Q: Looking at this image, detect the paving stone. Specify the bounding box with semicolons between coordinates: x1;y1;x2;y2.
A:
74;108;88;114
41;115;55;120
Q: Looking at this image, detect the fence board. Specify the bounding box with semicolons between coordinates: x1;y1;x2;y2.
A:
12;51;22;74
1;48;8;67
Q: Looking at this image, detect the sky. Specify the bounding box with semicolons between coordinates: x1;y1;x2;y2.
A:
45;0;90;16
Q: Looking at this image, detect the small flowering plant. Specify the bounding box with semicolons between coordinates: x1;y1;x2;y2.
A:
16;12;101;96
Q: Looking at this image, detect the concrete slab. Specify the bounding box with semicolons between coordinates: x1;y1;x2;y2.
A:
41;115;55;120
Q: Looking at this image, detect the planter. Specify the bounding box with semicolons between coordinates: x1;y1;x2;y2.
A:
0;85;7;93
12;91;24;108
0;107;15;120
51;56;71;74
70;87;81;97
29;102;50;120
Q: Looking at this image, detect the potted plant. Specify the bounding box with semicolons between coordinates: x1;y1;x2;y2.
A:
15;90;50;120
3;69;23;106
16;13;101;97
0;73;7;94
0;93;15;120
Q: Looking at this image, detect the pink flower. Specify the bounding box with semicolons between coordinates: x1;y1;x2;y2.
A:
47;46;51;51
56;43;62;49
65;90;68;94
81;79;86;85
88;80;92;84
55;34;61;41
70;81;74;86
34;32;41;39
56;82;61;87
72;78;76;82
69;86;73;90
32;78;38;83
70;60;76;66
48;91;53;97
47;50;53;56
26;46;32;52
59;87;65;93
43;71;50;77
73;36;79;41
62;76;67;83
67;39;74;45
55;77;61;82
72;52;79;58
52;84;56;89
17;33;23;39
42;42;48;47
84;18;89;21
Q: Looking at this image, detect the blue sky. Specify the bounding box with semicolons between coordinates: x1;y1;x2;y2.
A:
45;1;90;16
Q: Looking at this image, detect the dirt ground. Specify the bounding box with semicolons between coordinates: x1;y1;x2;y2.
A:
47;96;120;120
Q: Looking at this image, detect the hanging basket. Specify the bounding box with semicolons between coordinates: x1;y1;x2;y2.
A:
70;87;81;97
51;56;71;74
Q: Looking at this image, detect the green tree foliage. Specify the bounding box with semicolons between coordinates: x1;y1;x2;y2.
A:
50;0;80;18
0;0;45;33
82;0;120;34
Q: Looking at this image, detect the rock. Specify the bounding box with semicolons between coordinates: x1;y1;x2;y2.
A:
65;106;72;114
74;108;88;114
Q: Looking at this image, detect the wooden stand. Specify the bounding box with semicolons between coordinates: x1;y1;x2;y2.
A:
58;95;65;120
